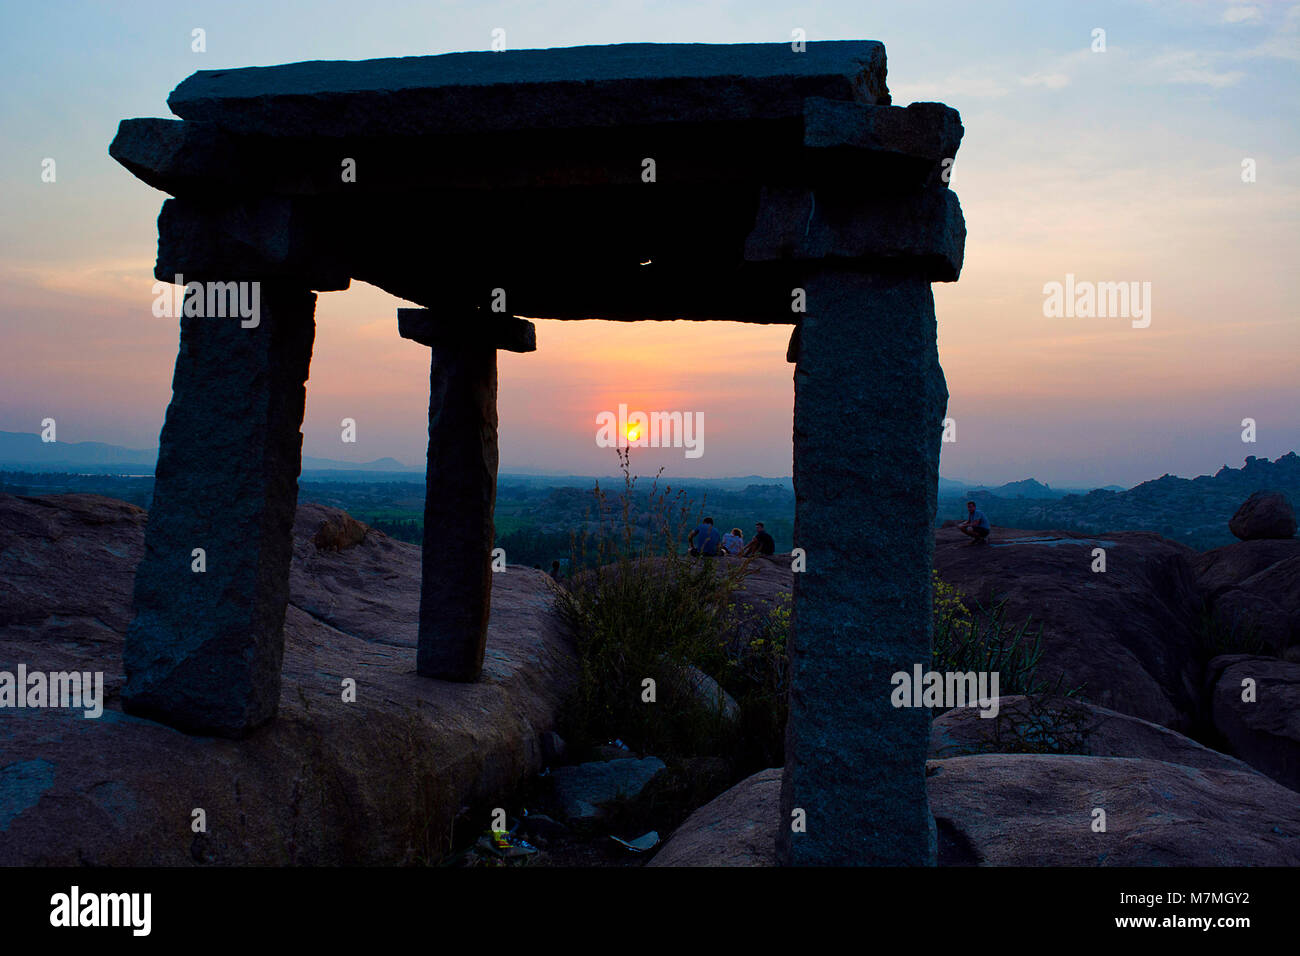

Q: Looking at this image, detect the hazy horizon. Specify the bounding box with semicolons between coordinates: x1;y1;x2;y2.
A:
5;425;1294;491
2;0;1297;487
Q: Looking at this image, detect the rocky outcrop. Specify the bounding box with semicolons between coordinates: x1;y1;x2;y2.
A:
311;513;368;551
1195;539;1300;599
1229;490;1296;541
0;494;146;698
1007;453;1300;551
1195;540;1300;655
652;758;1300;866
1208;655;1300;792
934;527;1203;731
0;494;576;865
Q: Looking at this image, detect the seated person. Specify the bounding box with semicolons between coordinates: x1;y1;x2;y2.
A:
956;501;991;543
721;527;745;554
688;516;723;556
742;521;776;556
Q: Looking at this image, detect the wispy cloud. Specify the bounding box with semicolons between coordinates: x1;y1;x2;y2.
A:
1150;50;1245;87
1241;2;1300;61
1223;5;1263;24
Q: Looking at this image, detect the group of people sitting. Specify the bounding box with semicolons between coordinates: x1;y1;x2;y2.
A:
686;501;990;558
688;517;776;557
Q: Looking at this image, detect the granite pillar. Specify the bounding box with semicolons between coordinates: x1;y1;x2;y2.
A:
399;310;535;681
779;268;948;865
123;282;316;737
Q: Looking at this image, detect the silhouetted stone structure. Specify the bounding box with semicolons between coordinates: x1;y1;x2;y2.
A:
111;40;965;865
398;309;537;679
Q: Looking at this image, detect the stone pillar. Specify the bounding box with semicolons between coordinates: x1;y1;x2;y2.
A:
123;281;316;737
779;269;948;866
399;310;536;681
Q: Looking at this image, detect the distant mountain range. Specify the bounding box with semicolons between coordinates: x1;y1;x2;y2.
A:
0;431;421;474
3;431;1295;551
0;431;1263;509
958;477;1126;499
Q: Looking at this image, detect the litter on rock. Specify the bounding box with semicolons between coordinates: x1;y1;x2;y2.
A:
477;829;538;858
610;831;659;852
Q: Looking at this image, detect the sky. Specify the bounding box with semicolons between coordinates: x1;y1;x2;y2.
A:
0;0;1296;487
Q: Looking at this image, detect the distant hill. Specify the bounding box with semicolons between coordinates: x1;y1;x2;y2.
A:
970;478;1061;499
0;431;155;470
301;456;420;473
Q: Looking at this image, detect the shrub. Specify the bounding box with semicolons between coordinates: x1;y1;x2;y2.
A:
932;576;1079;700
721;591;791;769
557;450;751;758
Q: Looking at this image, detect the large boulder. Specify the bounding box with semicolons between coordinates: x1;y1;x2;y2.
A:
1194;541;1300;655
929;695;1251;774
1208;655;1300;792
652;758;1300;866
1238;557;1300;649
934;528;1203;731
1194;538;1300;599
1229;491;1296;541
647;767;781;866
0;494;145;698
725;529;1209;732
0;494;576;865
926;755;1300;866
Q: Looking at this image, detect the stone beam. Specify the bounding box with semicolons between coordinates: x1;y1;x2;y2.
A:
156;197;350;290
397;308;537;352
167;41;890;138
744;186;966;282
801;98;964;189
400;309;536;681
114;117;806;195
124;282;317;737
110;119;247;196
780;268;947;866
111;97;960;197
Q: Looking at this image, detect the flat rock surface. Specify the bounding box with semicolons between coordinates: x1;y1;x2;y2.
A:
0;494;576;864
928;754;1300;866
929;695;1252;774
167;41;891;138
652;758;1300;866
